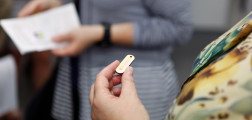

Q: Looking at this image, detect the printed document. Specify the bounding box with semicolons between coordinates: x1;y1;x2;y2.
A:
0;3;80;54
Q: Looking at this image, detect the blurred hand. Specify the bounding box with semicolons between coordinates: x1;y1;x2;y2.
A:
18;0;62;17
52;25;104;56
0;109;22;120
89;61;150;120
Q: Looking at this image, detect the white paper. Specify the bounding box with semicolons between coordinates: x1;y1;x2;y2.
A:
0;55;17;116
0;3;80;54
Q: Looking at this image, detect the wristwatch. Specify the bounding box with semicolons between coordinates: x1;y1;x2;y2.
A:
97;22;111;47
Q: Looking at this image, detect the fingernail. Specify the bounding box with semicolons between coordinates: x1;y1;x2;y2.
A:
125;66;133;75
114;60;119;64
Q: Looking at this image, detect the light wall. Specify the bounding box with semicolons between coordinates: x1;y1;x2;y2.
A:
192;0;249;31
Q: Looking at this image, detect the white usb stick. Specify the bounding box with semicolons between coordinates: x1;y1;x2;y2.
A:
116;55;135;74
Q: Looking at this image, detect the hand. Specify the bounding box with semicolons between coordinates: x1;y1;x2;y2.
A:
0;109;22;120
18;0;62;17
52;25;104;56
89;61;150;120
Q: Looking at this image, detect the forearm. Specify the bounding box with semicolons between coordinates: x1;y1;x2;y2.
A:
134;17;193;48
132;0;193;48
92;23;133;47
110;23;134;46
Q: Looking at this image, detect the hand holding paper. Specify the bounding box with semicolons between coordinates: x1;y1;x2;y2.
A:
0;3;80;55
52;25;104;56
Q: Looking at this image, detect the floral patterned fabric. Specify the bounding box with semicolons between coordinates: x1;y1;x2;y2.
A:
167;12;252;120
191;13;252;76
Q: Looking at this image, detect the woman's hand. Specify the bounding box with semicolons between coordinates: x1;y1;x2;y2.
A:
18;0;62;17
89;61;150;120
52;25;104;56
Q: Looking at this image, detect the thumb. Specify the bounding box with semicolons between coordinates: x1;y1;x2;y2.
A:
18;0;47;17
120;66;137;98
18;1;39;17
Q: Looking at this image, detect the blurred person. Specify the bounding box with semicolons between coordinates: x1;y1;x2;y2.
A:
0;111;21;120
0;0;22;120
19;0;193;120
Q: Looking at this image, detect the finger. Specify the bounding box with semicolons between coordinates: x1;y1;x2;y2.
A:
52;33;80;56
109;75;122;89
89;84;95;105
90;84;96;120
120;66;137;97
18;1;46;17
52;33;72;43
96;60;120;82
95;60;120;94
52;42;79;56
111;87;121;97
91;109;96;120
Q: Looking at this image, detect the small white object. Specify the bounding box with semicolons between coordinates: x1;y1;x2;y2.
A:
0;55;17;116
116;55;135;74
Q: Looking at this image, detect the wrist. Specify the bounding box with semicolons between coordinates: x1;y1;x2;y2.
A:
93;25;105;43
96;22;111;47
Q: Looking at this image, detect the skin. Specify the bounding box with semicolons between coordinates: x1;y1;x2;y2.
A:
89;61;150;120
19;0;134;57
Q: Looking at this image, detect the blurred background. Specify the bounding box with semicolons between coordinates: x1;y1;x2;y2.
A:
1;0;252;119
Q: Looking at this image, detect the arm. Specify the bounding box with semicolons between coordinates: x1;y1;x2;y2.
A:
110;23;134;46
53;0;193;56
133;0;193;48
99;0;193;48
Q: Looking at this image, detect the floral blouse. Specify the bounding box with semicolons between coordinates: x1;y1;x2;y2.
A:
167;12;252;120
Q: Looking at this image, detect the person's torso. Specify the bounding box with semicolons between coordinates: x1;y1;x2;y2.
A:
79;0;173;67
